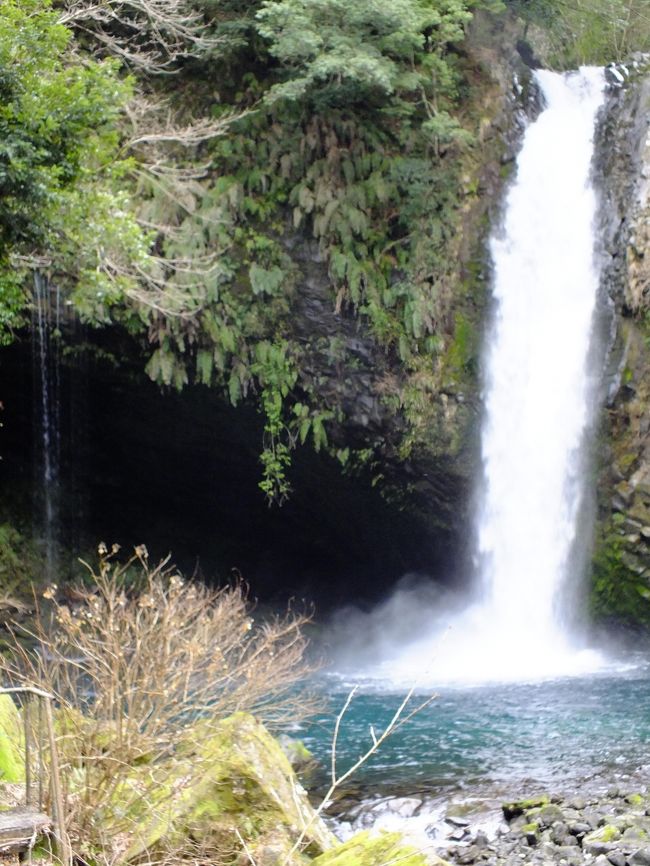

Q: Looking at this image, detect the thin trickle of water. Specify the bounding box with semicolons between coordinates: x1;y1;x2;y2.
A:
32;272;62;581
331;68;614;685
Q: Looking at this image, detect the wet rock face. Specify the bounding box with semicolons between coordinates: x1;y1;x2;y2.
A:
276;26;540;552
592;60;650;626
597;61;650;318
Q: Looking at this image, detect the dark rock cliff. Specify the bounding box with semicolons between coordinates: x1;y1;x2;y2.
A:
274;13;540;551
592;59;650;626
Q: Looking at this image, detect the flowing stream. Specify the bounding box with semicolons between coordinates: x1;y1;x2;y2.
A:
329;68;616;686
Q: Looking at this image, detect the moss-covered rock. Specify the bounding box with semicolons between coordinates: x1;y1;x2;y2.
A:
278;733;317;772
502;795;549;820
0;693;24;783
536;803;565;826
583;824;621;848
311;831;445;866
107;712;335;864
520;822;540;845
626;794;645;807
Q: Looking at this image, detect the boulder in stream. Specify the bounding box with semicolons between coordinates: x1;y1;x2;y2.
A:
311;830;449;866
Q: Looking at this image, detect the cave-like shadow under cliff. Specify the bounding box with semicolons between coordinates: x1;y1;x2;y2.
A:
0;329;466;612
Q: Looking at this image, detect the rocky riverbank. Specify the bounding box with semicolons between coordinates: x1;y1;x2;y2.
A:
332;784;650;866
451;788;650;866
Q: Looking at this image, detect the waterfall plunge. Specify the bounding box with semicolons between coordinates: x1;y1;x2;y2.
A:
335;69;612;685
475;68;607;661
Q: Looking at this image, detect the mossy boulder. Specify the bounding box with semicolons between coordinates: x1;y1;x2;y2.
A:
626;794;645;807
520;822;540;845
503;795;549;820
278;734;317;771
536;803;566;826
311;831;447;866
0;693;24;782
111;712;335;864
583;824;622;851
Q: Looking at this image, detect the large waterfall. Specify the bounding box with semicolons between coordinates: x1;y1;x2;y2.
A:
474;68;606;671
336;68;611;685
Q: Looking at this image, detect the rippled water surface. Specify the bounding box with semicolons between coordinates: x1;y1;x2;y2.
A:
302;667;650;797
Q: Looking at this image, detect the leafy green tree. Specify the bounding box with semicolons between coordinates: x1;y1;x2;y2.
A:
256;0;472;105
0;0;140;344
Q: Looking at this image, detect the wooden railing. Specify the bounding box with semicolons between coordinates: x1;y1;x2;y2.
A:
0;686;72;866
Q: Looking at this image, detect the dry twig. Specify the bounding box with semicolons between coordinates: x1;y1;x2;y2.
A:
0;547;317;865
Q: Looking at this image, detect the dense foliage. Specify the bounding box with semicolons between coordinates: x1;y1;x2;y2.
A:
127;0;486;501
508;0;650;65
1;0;649;500
0;0;144;344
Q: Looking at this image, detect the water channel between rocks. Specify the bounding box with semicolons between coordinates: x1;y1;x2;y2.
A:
301;667;650;861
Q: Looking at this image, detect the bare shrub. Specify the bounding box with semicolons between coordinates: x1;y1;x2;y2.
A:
58;0;221;73
0;545;317;864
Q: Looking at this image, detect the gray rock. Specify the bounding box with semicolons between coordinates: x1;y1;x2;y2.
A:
511;815;529;832
386;797;423;818
500;839;518;854
623;828;649;844
570;823;592;837
446;815;471;828
629;850;650;866
587;843;616;856
585;811;605;828
552;823;571;845
557;847;587;866
608;851;628;866
457;845;481;864
539;805;566;827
